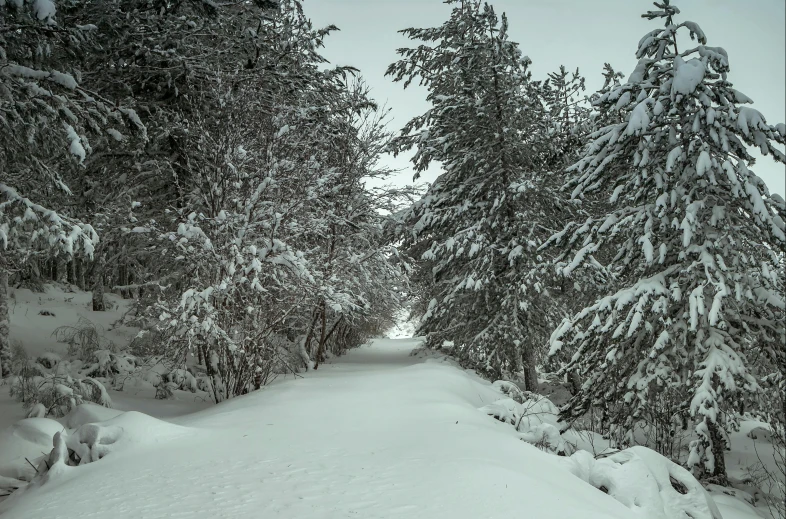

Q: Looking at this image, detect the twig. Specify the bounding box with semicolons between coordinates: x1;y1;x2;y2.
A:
24;457;39;474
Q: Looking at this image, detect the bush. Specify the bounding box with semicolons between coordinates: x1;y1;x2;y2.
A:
8;345;113;418
10;371;112;418
81;349;138;379
52;316;115;359
128;329;168;358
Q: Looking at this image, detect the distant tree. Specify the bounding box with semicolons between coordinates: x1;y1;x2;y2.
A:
539;65;589;170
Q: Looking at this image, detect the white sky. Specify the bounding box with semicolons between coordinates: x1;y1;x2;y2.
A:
307;0;786;196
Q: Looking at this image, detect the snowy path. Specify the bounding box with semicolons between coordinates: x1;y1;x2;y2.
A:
1;338;632;519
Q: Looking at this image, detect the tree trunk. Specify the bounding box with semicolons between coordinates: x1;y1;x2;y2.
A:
521;342;538;392
44;258;53;281
569;369;582;395
313;302;327;370
56;255;68;284
706;419;728;485
74;259;85;290
92;276;106;311
0;269;11;378
302;307;320;368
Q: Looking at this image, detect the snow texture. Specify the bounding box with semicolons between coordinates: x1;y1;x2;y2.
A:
671;56;706;98
1;339;636;519
562;447;722;519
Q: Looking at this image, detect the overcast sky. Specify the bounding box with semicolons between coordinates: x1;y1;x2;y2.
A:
306;0;785;196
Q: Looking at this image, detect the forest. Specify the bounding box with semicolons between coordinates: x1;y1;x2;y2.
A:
0;1;784;517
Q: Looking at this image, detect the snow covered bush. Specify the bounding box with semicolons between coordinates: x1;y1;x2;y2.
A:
128;330;168;358
482;382;570;455
138;34;405;400
491;380;530;403
547;0;785;483
7;340;111;417
80;350;138;380
10;372;111;418
563;446;722;519
53;317;116;359
154;369;199;399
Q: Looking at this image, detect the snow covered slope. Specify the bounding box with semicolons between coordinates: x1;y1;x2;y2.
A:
1;338;634;519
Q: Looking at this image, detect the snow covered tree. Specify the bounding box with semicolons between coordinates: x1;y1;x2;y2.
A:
0;1;143;370
538;66;590;170
145;78;406;400
100;3;408;400
548;0;786;483
288;82;409;369
388;0;559;388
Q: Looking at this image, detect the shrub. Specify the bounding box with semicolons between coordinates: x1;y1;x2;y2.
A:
52;316;115;359
10;371;112;418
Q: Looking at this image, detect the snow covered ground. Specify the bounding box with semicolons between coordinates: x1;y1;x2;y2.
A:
6;286;136;359
1;338;641;519
0;285;212;436
0;287;780;518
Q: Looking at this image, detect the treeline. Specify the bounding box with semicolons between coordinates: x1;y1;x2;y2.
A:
390;0;785;484
0;0;410;402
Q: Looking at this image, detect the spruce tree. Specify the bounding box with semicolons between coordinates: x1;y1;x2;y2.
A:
388;0;553;388
549;0;785;482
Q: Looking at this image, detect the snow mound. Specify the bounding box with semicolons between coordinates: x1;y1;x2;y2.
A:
60;403;125;429
0;418;64;480
65;423;125;465
562;447;722;519
0;410;192;506
68;411;191;452
708;491;761;519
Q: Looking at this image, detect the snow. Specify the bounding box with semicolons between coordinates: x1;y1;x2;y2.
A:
32;0;56;21
1;338;637;519
697;150;712;176
672;56;706;97
736;107;767;137
710;494;761;519
4;286;135;359
0;418;64;481
562;447;722;519
64;124;85;163
625;100;650;135
106;129;124;142
49;71;78;90
682;21;707;44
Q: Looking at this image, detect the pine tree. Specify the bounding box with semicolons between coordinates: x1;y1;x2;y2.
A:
539;65;589;170
548;0;785;482
388;0;554;388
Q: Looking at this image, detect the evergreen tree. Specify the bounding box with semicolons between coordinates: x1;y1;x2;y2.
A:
388;0;553;388
548;0;785;482
539;65;589;170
